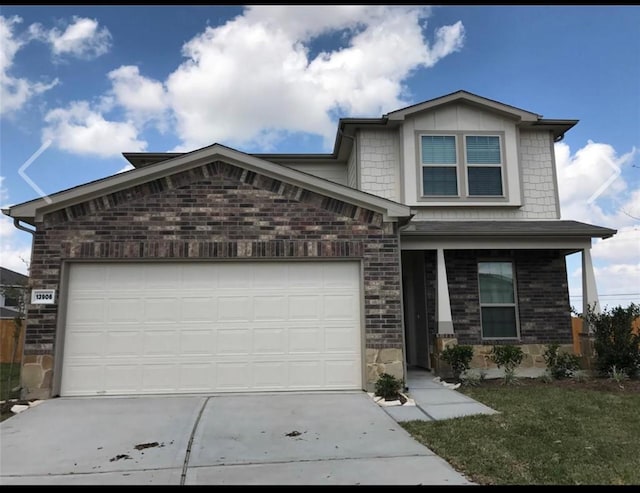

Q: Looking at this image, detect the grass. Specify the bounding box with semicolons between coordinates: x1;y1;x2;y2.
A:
401;380;640;485
1;362;21;401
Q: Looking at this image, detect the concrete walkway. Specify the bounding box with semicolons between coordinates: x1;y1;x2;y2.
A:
382;369;499;423
0;392;475;485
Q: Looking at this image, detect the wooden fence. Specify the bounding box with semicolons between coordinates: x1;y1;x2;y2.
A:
572;316;640;354
0;318;25;364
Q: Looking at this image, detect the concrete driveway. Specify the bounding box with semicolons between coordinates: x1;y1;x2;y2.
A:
0;392;474;485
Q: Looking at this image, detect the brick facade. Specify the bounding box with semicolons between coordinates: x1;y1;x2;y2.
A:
24;160;404;396
423;249;572;346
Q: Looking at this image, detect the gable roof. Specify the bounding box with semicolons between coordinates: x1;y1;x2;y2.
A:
2;143;413;226
0;267;28;286
384;90;577;141
122;90;577;170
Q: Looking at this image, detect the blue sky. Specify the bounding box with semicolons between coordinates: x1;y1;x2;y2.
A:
1;5;638;309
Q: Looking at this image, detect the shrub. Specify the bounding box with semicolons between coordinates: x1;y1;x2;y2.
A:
490;345;524;384
440;345;474;381
374;373;404;401
543;344;581;380
583;303;640;378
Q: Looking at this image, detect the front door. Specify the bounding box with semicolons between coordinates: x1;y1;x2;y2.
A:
401;251;430;369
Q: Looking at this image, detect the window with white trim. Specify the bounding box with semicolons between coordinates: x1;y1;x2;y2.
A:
420;134;505;198
478;261;519;339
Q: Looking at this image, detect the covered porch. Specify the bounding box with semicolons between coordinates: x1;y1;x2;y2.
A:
399;220;616;376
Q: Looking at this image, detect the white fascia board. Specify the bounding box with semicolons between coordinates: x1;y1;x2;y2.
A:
6;144;411;224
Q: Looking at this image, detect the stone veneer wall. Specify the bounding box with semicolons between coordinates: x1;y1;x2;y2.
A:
23;160;404;398
423;249;572;349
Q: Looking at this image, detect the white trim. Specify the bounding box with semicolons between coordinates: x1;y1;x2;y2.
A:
401;236;593;251
436;248;454;334
477;260;520;340
6;144;411;224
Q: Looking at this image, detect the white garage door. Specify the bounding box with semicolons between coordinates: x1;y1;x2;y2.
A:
60;261;362;396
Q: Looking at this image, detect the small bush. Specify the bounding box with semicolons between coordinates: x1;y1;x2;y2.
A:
583;303;640;378
490;345;524;384
543;344;581;380
440;345;474;381
374;373;404;401
461;369;486;387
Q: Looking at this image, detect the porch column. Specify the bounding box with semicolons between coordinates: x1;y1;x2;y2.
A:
582;245;600;328
436;248;454;334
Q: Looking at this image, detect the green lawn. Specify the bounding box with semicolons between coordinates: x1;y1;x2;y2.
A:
0;362;21;401
401;380;640;485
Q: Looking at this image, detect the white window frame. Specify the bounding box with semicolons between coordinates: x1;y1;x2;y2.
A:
464;134;505;197
477;260;520;340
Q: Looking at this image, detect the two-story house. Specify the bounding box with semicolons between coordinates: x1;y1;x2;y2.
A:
3;90;615;400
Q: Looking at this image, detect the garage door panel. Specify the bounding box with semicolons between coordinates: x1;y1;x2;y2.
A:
143;330;180;356
104;365;141;393
107;299;143;323
217;362;251;390
252;362;286;389
218;264;253;288
142;364;179;391
323;295;357;319
322;263;359;288
217;328;250;354
288;328;322;353
180;297;217;322
325;360;360;386
253;296;287;320
65;332;105;358
61;261;362;396
253;328;286;354
289;361;323;388
325;327;359;353
289;296;321;320
180;330;214;355
179;363;214;392
106;331;143;357
67;298;105;324
218;297;252;321
180;264;218;289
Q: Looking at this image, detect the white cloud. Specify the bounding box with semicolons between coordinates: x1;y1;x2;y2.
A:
557;140;640;309
0;180;31;275
107;65;168;125
165;6;465;150
0;15;58;116
31;16;111;60
43;101;147;157
556;140;637;229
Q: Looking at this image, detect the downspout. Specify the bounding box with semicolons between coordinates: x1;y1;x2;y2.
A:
13;218;36;236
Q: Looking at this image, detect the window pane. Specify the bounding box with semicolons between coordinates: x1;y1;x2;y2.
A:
478;262;514;303
423;167;458;196
422;136;456;164
482;307;517;338
468;167;503;196
466;136;501;164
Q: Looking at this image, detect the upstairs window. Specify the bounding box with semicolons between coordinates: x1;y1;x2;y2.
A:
466;136;503;196
421;135;458;196
419;133;505;199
